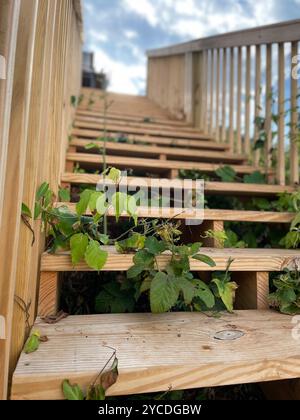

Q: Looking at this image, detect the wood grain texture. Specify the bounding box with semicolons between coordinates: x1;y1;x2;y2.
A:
38;272;60;317
40;247;300;273
11;310;300;399
56;202;295;223
61;172;296;196
234;272;269;310
66;152;260;175
70;138;247;163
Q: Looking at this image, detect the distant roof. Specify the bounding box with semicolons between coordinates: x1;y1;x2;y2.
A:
82;52;95;73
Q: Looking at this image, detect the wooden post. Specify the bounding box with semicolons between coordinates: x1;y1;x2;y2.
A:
221;48;227;143
236;47;242;153
233;272;269;310
215;49;220;141
277;42;285;185
38;272;60;317
290;41;299;185
265;44;273;178
184;52;194;124
254;44;261;166
228;48;235;151
244;45;251;156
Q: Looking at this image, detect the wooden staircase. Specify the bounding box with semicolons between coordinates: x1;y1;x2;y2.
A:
11;90;300;400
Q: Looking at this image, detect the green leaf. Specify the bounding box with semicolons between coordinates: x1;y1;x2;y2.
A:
62;380;84;401
36;182;49;200
107;167;121;183
112;192;127;221
150;272;179;313
76;190;94;216
115;233;145;253
21;203;32;218
58;188;71;202
212;278;238;312
70;233;89;265
24;331;41;354
99;234;110;245
34;202;42;220
243;171;266;184
95;282;135;313
126;195;138;224
85;142;99;150
144;237;167;255
96;193;108;216
193;279;215;308
193;254;216;267
178;277;195;304
216;166;236;182
85;240;108;270
89;192;104;213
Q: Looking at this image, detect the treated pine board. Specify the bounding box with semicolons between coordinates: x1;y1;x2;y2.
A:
234;272;269;310
38;272;60;317
70;138;246;163
11;310;300;399
61;173;296;196
41;247;300;272
56;202;295;224
71;128;224;150
75;115;199;133
66;152;260;175
76;109;192;128
74;120;212;140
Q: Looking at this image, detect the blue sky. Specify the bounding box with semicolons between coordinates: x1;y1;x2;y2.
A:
83;0;300;94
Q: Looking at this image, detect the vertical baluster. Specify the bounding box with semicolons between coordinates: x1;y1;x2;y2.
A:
215;49;220;141
290;41;299;185
221;48;227;143
209;49;215;135
244;46;251;156
201;49;208;133
229;47;235;151
265;44;273;178
236;46;242;154
277;42;285;185
254;45;261;166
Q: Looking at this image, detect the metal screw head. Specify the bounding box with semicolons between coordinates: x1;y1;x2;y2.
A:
214;330;245;341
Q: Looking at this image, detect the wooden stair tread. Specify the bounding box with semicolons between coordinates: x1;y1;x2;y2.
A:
67;153;260;175
76;109;193;128
57;203;295;223
74;120;213;140
72;128;224;150
70;138;247;163
41;247;300;272
75;115;210;134
62;173;295;196
11;310;300;399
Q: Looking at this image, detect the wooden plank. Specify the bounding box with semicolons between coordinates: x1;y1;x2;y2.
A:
55;203;296;224
221;48;227;143
70;138;247;163
61;172;296;196
234;272;269;310
38;272;60;317
41;247;300;272
215;49;220;141
254;45;261;166
236;46;242;153
66;152;260;175
277;43;286;185
265;44;273;176
184;52;194;123
228;47;234;151
147;19;300;56
73;120;210;140
244;46;251;155
71;128;222;150
0;0;37;400
11;310;300;399
290;41;299;185
209;49;214;135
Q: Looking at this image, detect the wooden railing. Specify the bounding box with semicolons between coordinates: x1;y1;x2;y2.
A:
147;20;300;186
0;0;82;399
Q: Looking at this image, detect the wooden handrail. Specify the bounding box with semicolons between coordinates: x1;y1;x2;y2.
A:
147;19;300;186
147;19;300;57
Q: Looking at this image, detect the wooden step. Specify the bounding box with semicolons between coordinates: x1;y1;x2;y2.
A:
72;128;224;150
41;247;300;272
11;310;300;399
75;115;208;134
70;139;246;164
74;120;213;140
66;153;260;175
62;173;295;197
76;109;193;128
58;203;295;224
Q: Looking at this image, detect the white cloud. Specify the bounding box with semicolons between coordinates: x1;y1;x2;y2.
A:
91;45;146;94
122;0;159;26
89;29;108;43
124;30;138;40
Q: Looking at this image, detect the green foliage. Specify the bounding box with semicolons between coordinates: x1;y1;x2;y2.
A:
216;166;237;182
62;380;85;400
95;281;135;313
58;187;71;202
24;331;41;354
269;270;300;314
243;171;266;184
21;203;32;218
211;259;237;312
202;229;228;248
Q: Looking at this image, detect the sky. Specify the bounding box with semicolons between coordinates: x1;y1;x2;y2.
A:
83;0;300;95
